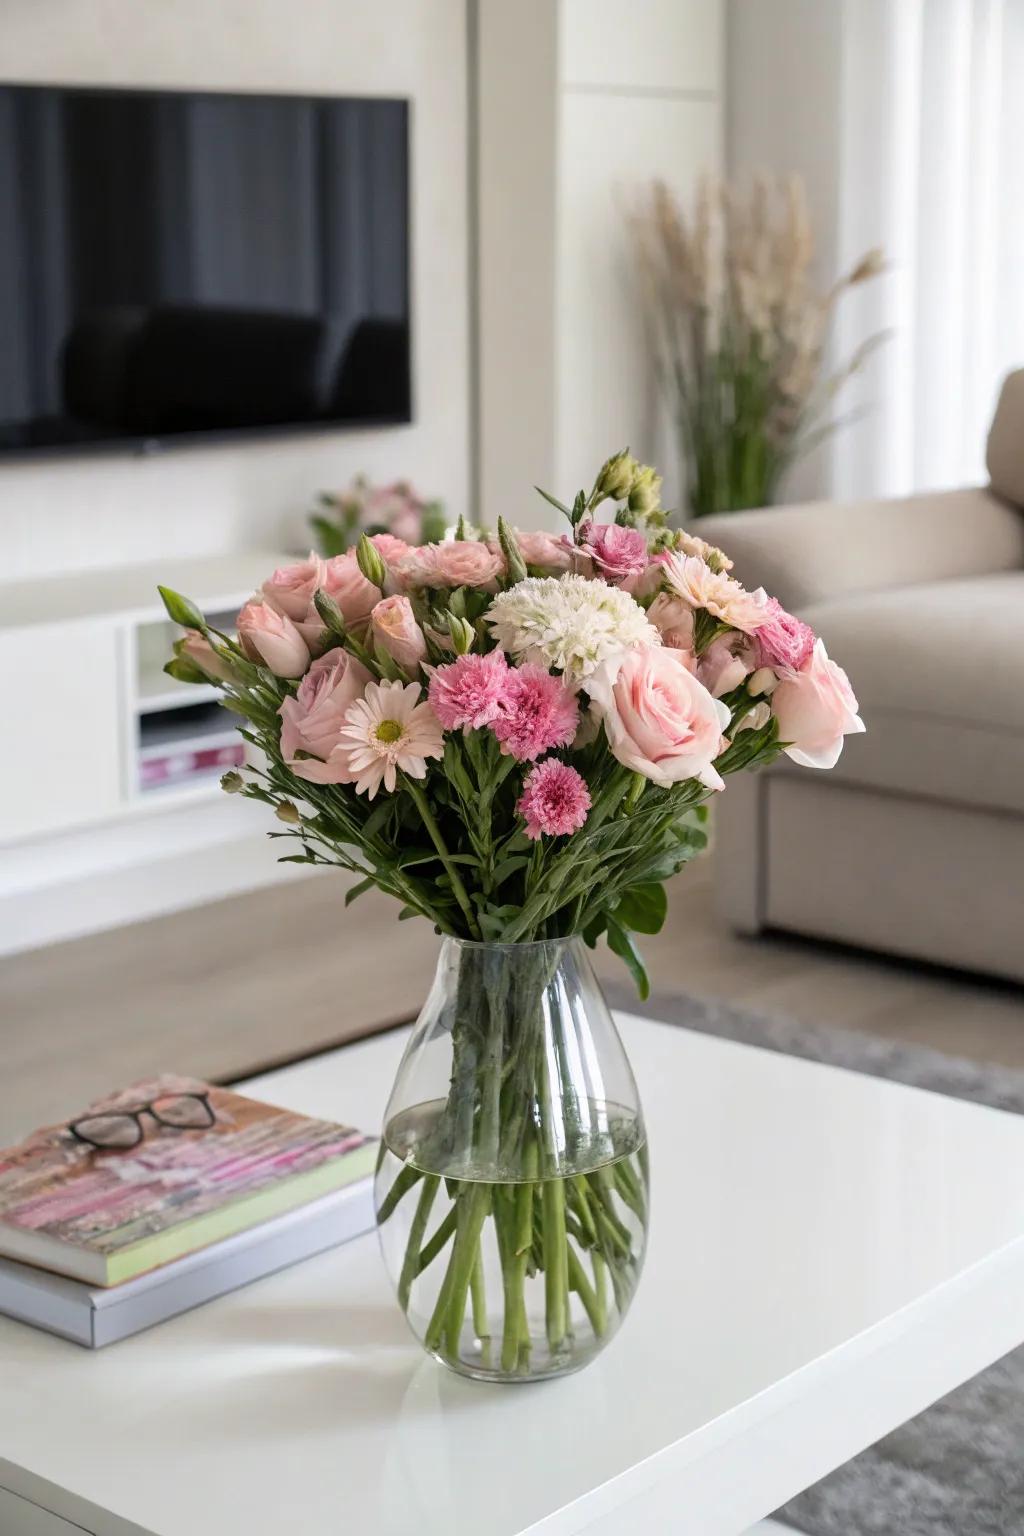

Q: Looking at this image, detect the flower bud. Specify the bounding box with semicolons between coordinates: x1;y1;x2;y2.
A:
313;587;347;639
356;532;388;590
446;613;476;655
497;516;528;586
747;666;779;697
627;464;662;514
275;800;301;824
221;771;244;794
593;448;637;503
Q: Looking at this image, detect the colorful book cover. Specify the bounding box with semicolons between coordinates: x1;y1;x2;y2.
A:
0;1074;377;1286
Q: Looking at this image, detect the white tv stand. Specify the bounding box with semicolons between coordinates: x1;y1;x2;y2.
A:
0;550;299;954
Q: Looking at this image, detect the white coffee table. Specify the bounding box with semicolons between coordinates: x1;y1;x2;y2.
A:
3;1014;1024;1536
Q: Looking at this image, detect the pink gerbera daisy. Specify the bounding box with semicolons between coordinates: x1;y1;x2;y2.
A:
491;664;579;762
337;680;444;798
427;648;509;730
517;758;591;840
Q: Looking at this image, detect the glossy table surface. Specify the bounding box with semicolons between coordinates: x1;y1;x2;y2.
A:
4;1015;1024;1536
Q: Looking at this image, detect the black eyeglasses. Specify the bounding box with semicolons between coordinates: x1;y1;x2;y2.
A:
68;1092;216;1150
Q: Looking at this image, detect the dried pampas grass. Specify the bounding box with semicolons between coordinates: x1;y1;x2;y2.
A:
634;174;886;516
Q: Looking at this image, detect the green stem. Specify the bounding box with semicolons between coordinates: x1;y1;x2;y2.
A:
541;1177;569;1352
442;1184;491;1355
404;777;482;939
377;1163;422;1223
567;1243;605;1337
398;1175;439;1312
416;1206;458;1274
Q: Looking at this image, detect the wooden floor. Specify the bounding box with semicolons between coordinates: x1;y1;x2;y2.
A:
1;856;1023;1144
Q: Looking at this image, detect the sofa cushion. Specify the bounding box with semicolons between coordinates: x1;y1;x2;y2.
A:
797;572;1024;816
987;368;1024;509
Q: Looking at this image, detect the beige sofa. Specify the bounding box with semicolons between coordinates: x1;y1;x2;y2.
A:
699;369;1024;983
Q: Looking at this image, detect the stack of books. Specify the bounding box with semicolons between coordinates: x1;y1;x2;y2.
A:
0;1074;377;1347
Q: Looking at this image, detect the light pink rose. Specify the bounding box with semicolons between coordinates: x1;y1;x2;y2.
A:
262;553;326;621
698;634;756;698
586;646;731;790
771;639;865;769
321;552;381;630
370;595;428;675
278;647;372;783
582;523;649;583
397;540;506;592
508;529;576;574
236;600;310;678
180;630;237;684
369;532;412;566
647;592;696;657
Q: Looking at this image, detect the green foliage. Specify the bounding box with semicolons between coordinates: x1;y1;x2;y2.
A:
614;882;667;935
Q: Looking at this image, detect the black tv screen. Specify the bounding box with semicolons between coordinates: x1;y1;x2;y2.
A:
0;84;411;454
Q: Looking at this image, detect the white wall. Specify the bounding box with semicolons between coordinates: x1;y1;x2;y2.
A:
475;0;724;529
556;0;723;509
725;0;843;503
0;0;470;582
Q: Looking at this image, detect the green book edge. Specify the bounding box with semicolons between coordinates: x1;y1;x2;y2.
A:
100;1139;379;1286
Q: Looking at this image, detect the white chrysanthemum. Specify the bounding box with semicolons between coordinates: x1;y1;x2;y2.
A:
485;575;659;683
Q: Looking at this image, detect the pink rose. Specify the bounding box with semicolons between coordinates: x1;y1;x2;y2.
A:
370;595;428;675
262;554;326;621
278;647;372;783
586;646;731;790
397;540;506;592
771;639;865;769
236;600;310;678
180;630;238;684
647;592;696;656
321;552;381;630
507;529;575;574
583;523;649;583
698;634;756;698
368;533;412;566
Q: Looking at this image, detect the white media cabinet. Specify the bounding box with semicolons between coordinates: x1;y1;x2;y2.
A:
0;550;298;954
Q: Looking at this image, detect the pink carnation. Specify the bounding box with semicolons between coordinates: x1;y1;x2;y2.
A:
491;664;579;762
583;523;649;583
427;649;509;730
755;597;816;672
517;758;591;840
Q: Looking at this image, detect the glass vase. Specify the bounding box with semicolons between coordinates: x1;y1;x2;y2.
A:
375;937;648;1383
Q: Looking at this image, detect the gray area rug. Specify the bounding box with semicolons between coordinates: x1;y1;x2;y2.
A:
604;981;1024;1536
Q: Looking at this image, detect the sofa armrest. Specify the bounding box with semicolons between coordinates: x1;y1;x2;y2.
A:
695;487;1024;612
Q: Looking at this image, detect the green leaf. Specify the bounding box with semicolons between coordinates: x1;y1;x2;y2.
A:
163;656;209;686
345;876;375;907
491;854;530;885
533;485;572;521
582;913;607;948
361;799;396;842
278;853;316;865
606;916;650;1000
158;586;207;632
397;905;420;922
615;881;668;935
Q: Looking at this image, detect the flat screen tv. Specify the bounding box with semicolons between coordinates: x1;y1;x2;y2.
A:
0;84;411;455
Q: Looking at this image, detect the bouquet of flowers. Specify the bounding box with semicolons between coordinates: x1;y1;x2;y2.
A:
160;449;862;1380
310;474;447;558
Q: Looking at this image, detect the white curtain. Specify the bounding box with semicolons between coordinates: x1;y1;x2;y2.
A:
829;0;1024;500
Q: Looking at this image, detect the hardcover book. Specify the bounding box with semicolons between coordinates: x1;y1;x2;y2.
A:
0;1075;377;1286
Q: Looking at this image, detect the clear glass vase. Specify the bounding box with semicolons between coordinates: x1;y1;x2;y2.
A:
375;937;648;1383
